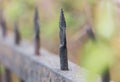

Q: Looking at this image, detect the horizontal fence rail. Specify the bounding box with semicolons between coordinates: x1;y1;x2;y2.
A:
0;32;101;82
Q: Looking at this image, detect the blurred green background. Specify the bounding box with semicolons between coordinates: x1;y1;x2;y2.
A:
0;0;120;82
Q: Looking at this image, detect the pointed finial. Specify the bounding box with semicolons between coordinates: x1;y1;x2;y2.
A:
86;27;95;41
34;6;39;23
59;8;69;70
14;21;21;45
34;6;40;55
59;8;66;29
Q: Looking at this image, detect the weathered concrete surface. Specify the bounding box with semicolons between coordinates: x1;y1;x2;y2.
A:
0;33;101;82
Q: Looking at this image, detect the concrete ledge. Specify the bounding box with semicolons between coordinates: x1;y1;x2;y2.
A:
0;33;101;82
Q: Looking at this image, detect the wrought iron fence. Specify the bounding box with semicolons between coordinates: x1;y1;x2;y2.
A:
0;7;111;82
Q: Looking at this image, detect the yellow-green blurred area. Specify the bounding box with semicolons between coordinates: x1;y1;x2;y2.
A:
0;0;120;82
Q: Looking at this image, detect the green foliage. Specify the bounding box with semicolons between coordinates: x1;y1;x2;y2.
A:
81;1;117;81
5;1;24;21
82;40;114;82
94;1;116;40
41;15;58;38
0;65;5;74
20;24;33;39
4;0;36;21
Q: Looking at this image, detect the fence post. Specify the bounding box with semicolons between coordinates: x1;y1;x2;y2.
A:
59;9;68;70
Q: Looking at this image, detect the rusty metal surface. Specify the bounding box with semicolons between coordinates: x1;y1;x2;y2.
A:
0;33;102;82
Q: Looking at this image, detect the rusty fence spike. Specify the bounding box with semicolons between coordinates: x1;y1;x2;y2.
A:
14;21;21;45
86;27;95;41
59;9;69;70
34;7;40;55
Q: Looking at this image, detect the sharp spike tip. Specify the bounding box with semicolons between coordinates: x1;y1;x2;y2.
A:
34;7;39;22
60;8;64;12
59;8;66;28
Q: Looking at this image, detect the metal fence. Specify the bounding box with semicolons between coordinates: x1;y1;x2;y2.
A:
0;7;110;82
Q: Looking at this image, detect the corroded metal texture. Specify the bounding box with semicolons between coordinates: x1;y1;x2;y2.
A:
0;42;70;82
0;33;101;82
59;9;68;70
34;7;40;55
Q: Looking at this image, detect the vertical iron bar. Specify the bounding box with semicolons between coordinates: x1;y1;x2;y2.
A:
1;19;7;37
34;7;40;55
0;10;7;37
102;68;110;82
14;21;21;45
5;68;11;82
59;9;68;70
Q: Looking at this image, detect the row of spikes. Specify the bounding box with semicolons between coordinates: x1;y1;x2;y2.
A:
0;7;99;70
0;8;69;70
0;7;110;82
